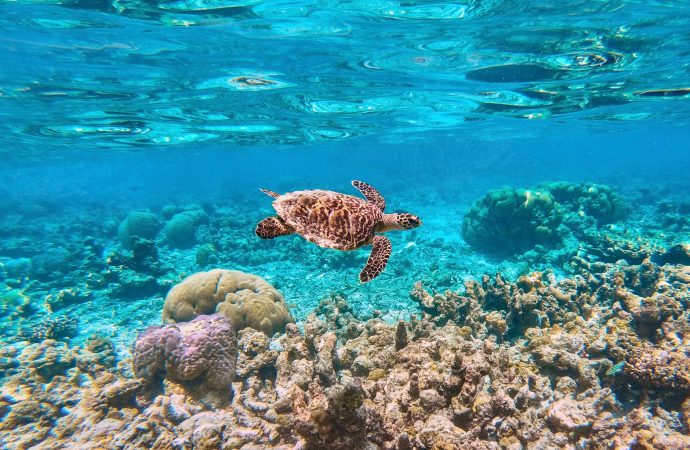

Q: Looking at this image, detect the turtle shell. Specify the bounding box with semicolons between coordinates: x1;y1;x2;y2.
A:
273;190;382;250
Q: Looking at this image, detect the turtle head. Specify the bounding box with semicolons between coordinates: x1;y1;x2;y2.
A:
380;213;422;232
396;213;422;229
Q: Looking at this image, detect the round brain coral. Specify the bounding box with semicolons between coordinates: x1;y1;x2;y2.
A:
132;314;237;390
161;269;293;337
462;188;563;255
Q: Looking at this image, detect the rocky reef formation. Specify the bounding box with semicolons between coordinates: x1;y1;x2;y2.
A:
2;260;689;449
161;269;294;337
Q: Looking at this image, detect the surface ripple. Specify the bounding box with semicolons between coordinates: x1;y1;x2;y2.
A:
1;1;689;152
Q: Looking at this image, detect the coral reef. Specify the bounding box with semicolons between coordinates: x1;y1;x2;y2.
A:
133;314;238;390
4;262;690;449
162;269;293;336
1;182;689;449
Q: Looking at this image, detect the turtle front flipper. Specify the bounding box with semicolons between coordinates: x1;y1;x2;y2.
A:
352;180;385;211
360;235;392;283
256;217;294;239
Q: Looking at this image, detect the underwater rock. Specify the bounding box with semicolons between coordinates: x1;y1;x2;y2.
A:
161;269;293;337
18;340;77;380
133;314;238;390
235;328;278;379
76;335;117;374
654;243;690;265
117;210;161;249
111;269;162;298
579;228;662;265
296;380;375;450
625;345;690;391
462;187;563;255
130;236;162;273
1;257;32;278
163;209;208;249
30;247;75;282
409;281;475;327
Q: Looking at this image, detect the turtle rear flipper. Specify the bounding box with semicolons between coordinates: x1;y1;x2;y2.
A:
256;217;294;239
352;180;385;211
360;235;392;282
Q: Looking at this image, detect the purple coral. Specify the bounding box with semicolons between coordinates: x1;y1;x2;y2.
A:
132;314;237;389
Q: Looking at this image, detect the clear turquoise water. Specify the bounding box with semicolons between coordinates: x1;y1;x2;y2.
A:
1;0;690;375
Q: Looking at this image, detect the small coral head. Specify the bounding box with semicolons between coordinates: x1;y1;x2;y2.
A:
396;213;422;229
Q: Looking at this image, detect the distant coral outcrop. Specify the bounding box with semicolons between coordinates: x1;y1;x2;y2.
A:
162;209;209;248
462;182;628;256
117;210;161;249
462;187;563;254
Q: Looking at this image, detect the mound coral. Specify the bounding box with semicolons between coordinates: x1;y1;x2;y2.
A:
161;269;293;336
117;210;161;249
462;187;563;255
132;314;237;390
543;181;628;224
162;209;208;248
463;182;629;257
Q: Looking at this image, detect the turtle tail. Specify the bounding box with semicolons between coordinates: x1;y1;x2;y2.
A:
260;188;280;199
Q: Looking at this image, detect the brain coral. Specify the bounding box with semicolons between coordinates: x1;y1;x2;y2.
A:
462;187;563;255
161;269;293;337
132;314;237;389
117;210;161;249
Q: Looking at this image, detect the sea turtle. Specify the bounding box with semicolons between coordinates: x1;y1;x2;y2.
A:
255;180;422;283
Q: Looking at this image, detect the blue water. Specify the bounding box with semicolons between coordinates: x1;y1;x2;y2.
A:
1;1;690;448
1;0;690;358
